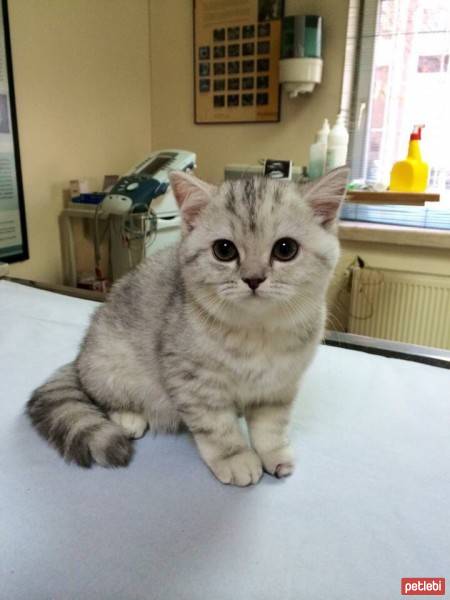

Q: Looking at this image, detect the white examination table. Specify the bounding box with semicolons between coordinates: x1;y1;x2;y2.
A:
0;279;449;600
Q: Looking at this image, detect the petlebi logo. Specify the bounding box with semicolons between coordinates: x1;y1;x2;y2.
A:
401;578;445;595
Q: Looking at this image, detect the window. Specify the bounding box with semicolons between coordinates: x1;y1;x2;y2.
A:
342;0;450;230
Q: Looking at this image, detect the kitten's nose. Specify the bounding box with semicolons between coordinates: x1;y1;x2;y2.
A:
242;277;266;290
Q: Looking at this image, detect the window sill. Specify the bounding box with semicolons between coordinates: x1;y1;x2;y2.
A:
338;221;450;250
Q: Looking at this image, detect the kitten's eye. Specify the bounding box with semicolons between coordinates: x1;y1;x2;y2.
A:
212;239;239;262
272;238;299;262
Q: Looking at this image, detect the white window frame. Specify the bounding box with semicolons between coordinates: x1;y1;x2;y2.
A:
347;0;379;182
341;0;450;231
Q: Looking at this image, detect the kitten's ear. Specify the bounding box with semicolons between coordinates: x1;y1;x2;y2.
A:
169;171;216;231
302;166;350;229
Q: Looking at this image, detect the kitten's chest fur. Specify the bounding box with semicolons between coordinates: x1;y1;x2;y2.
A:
189;317;321;402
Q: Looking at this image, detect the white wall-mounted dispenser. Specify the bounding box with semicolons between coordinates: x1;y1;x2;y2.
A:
279;15;323;97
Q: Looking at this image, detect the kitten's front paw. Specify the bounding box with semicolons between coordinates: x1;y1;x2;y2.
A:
210;449;263;486
110;411;148;439
259;446;295;479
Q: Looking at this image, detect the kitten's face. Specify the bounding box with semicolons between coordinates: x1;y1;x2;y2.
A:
171;171;348;322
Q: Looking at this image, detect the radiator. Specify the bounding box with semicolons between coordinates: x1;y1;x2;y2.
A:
348;267;450;350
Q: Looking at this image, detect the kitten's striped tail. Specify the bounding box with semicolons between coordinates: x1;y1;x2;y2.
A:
27;363;133;468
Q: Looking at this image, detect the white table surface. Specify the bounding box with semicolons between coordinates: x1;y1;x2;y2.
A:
0;280;449;600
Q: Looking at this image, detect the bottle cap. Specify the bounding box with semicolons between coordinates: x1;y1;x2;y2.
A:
321;118;330;133
316;118;330;143
410;124;425;140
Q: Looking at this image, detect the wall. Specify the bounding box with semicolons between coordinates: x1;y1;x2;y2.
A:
7;0;348;283
5;0;448;346
147;0;450;343
7;0;152;283
149;0;350;182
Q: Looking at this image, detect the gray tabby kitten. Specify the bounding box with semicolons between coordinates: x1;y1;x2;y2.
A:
27;167;348;486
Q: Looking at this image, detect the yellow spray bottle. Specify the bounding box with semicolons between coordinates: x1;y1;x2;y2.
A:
389;125;429;193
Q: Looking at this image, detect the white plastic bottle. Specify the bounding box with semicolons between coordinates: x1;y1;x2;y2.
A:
308;118;330;179
325;111;349;170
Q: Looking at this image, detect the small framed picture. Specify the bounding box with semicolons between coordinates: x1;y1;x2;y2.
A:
199;46;210;60
242;42;255;56
257;40;270;54
214;79;226;91
213;28;225;41
256;92;269;105
227;26;240;40
213;45;225;59
257;58;270;71
257;75;269;89
199;79;210;92
214;95;225;107
263;159;293;180
213;62;225;75
227;61;240;74
199;62;210;77
243;59;255;73
228;44;240;57
258;22;271;37
243;25;255;38
227;94;239;107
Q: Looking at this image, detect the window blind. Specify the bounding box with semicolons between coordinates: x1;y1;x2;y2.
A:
341;203;450;230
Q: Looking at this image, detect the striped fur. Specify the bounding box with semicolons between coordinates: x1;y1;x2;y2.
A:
27;364;133;467
28;169;348;483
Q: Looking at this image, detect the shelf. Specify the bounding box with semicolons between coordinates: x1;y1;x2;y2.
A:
345;190;440;206
62;205;106;219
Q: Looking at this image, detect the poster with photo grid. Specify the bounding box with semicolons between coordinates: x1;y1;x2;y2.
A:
194;0;284;124
0;0;28;263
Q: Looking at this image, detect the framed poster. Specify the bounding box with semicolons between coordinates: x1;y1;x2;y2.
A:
0;0;28;263
194;0;284;124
